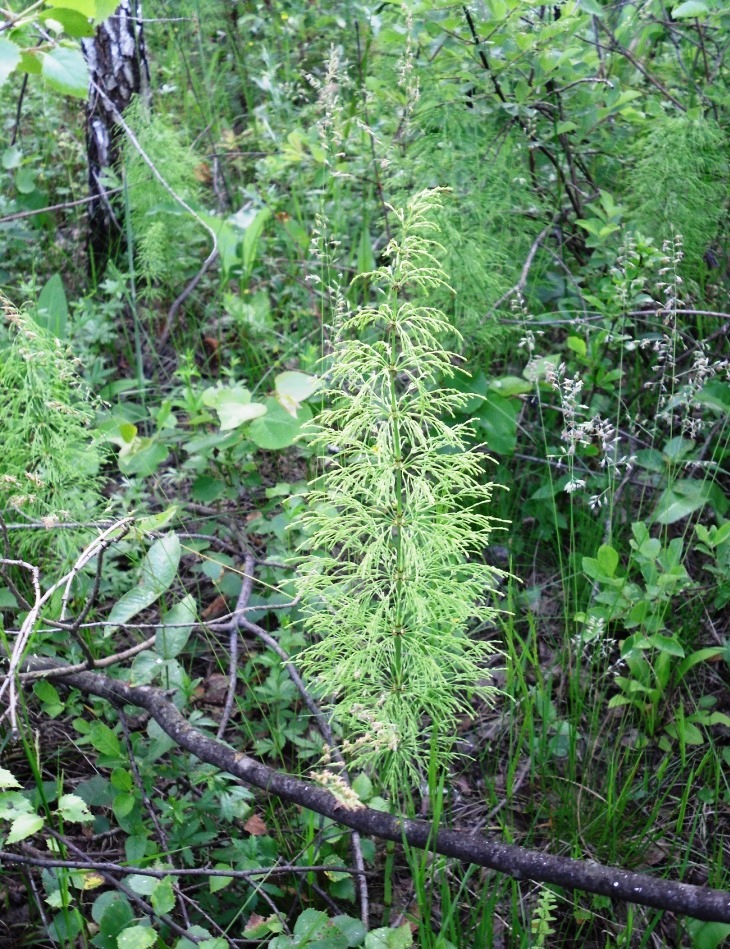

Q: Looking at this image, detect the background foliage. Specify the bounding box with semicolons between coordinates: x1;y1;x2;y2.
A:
0;0;729;946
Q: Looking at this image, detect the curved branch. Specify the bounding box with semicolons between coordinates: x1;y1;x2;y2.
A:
14;654;730;924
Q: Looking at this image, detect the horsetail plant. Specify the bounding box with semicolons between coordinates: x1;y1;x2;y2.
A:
296;189;506;792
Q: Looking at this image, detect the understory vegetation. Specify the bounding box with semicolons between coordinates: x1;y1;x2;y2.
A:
0;1;729;946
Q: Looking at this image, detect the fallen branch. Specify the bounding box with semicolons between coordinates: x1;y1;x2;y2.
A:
14;654;730;924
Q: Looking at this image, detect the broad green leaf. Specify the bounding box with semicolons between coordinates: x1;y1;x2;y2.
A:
202;385;267;431
48;0;96;13
634;448;664;472
365;923;413;948
333;916;367;944
36;273;69;338
662;436;695;463
351;773;372;800
15;166;36;194
0;37;21;86
241;207;271;277
686;921;730;949
2;146;22;169
112;793;136;820
0;792;34;820
596;545;619;577
41;45;88;98
488;375;532;397
7;812;44;844
118;436;169;477
57;794;94;823
143;533;182;591
209;865;234;893
156;595;196;659
135;506;179;534
117;925;157;949
671;0;709;16
126;874;158;896
151;876;176;915
175;934;228;949
43;8;96;37
33;679;62;709
646;634;685;657
695;379;730;414
129;651;160;686
473;392;519;455
274;371;322;417
0;768;21;790
653;480;714;524
107;534;181;633
94;0;122;19
92;891;134;929
110;769;133;793
566;335;586;357
249;398;311;450
676;647;724;681
89;722;123;761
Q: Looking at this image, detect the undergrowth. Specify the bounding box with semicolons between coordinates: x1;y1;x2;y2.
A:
0;1;729;947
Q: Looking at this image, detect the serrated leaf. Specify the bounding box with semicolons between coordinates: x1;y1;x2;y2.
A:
57;794;94;823
117;925;157;949
365;922;413;948
151;876;176;915
126;874;157;896
41;45;88;98
7;812;44;844
43;8;95;37
0;768;21;790
0;37;21;86
80;871;105;890
0;791;33;820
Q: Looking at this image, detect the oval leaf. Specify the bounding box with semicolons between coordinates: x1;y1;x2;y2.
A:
0;36;21;87
117;925;157;949
671;0;709;16
155;594;197;659
0;768;21;790
202;385;267;431
7;812;44;844
249;398;311;450
41;45;88;98
57;794;94;823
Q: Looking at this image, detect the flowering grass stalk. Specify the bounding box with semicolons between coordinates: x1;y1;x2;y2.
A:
296;189;505;791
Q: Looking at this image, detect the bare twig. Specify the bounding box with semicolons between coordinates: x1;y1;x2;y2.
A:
12;654;730;923
213;552;255;740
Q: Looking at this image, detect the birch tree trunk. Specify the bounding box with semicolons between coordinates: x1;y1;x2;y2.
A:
82;0;150;276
